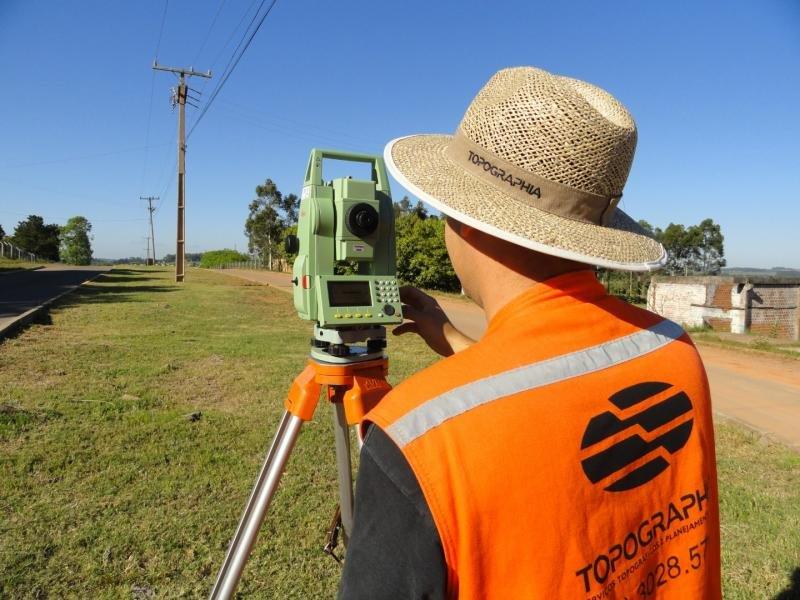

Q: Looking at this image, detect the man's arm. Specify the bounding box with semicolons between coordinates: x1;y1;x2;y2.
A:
339;426;447;600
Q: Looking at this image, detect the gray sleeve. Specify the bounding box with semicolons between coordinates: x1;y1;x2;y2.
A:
338;425;447;600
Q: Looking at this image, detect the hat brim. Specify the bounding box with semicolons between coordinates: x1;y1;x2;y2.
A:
385;134;666;272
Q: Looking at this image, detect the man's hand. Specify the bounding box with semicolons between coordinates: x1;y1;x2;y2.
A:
393;286;476;357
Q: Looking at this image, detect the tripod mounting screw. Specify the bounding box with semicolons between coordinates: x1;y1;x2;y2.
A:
367;338;387;351
329;344;350;357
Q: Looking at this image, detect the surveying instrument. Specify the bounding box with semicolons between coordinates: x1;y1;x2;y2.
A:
210;150;403;598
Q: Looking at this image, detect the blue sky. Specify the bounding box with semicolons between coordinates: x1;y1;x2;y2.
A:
0;0;797;268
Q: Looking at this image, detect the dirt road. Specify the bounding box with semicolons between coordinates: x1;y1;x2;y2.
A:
221;269;800;450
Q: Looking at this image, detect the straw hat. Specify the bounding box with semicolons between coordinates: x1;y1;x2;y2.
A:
384;67;666;271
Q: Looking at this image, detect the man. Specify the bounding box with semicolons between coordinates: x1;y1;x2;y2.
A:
339;67;721;599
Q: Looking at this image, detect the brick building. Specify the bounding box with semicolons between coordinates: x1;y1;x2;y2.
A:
647;276;800;341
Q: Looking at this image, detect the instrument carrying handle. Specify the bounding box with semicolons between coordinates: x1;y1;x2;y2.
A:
303;148;391;194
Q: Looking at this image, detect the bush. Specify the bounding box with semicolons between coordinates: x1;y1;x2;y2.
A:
396;214;460;292
199;249;249;269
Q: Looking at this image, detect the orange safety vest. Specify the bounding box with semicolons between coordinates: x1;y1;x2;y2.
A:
366;270;721;599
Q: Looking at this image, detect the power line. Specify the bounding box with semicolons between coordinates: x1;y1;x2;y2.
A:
0;144;169;171
196;0;261;99
140;0;171;193
154;0;169;60
192;0;229;65
187;0;279;139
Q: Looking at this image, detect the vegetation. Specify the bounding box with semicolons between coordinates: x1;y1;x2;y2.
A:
161;252;203;266
245;179;299;270
59;216;93;265
0;268;797;598
639;218;726;276
9;215;61;261
395;200;460;292
599;218;728;303
690;330;800;360
199;249;249;269
0;256;47;273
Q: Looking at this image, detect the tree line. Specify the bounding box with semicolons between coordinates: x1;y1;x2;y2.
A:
0;215;93;264
236;178;725;297
239;179;459;291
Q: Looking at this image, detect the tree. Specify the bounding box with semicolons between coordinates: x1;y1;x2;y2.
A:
692;218;726;275
395;212;460;291
0;224;5;240
11;215;60;261
638;218;725;276
244;179;299;270
393;196;412;218
59;216;93;265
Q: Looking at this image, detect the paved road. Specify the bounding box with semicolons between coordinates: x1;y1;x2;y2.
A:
221;268;800;449
0;265;110;330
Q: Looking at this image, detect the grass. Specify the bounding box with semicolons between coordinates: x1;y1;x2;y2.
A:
690;330;800;360
0;257;47;273
0;267;798;598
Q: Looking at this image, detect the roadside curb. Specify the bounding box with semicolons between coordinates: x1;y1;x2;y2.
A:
0;270;108;342
713;410;799;453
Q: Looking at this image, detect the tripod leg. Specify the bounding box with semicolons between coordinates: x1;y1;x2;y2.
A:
332;403;355;544
209;411;304;600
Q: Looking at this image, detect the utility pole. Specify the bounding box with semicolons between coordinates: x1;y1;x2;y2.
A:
140;196;159;265
153;61;211;282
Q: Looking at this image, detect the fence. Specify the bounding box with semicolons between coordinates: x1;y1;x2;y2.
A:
215;258;292;273
0;240;38;262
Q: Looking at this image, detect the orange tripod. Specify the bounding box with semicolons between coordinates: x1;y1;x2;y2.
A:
210;355;392;599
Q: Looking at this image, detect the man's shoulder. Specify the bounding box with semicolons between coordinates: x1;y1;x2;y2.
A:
367;343;489;428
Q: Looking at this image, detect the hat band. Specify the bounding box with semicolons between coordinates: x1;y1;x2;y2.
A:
444;129;621;225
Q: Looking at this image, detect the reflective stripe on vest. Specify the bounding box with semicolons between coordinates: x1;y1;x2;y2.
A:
386;319;685;447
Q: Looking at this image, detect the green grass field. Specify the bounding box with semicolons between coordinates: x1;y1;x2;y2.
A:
1;267;798;598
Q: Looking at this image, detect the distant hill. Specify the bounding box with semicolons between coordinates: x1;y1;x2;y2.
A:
722;266;800;277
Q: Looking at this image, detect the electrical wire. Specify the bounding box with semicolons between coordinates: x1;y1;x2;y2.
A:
187;0;280;139
216;99;382;146
195;0;261;99
139;0;170;194
0;144;169;171
192;0;229;66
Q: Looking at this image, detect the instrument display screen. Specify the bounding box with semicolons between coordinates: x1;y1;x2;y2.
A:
327;281;372;307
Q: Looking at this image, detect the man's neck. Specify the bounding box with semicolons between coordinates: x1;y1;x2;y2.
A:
475;262;586;323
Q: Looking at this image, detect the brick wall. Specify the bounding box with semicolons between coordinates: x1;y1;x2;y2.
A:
748;284;799;339
647;282;708;327
647;277;800;340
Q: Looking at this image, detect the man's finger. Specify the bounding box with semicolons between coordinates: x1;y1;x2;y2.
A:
392;322;419;337
399;286;436;308
400;304;423;323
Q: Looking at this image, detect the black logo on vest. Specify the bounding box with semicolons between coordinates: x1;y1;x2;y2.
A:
466;150;542;198
580;382;693;492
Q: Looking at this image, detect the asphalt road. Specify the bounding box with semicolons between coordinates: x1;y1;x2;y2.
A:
0;265;110;329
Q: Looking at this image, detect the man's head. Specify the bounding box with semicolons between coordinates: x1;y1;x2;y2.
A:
444;215;584;308
384;66;667;274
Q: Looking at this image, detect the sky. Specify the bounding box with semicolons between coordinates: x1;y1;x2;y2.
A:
0;0;798;268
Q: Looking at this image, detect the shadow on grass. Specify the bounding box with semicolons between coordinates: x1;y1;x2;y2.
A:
94;275;161;283
57;283;176;306
774;567;800;599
